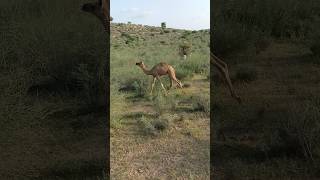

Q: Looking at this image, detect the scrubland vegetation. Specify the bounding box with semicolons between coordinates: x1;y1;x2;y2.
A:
110;23;210;178
212;0;320;179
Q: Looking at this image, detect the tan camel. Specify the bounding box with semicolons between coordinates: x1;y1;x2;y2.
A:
211;52;241;103
136;61;183;95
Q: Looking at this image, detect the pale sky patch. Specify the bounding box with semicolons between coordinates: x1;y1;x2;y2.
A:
111;0;210;30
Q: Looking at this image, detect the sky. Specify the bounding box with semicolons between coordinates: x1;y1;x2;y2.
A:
110;0;210;30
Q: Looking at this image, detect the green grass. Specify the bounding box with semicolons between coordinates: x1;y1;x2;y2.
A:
0;0;108;178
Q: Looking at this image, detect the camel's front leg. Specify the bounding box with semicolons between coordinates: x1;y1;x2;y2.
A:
150;77;156;95
156;76;168;96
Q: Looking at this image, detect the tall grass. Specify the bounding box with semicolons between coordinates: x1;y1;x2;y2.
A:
0;0;108;178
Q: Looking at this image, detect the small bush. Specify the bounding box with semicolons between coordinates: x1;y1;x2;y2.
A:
138;116;156;136
191;94;210;114
179;42;192;57
119;77;148;97
163;30;170;33
138;116;169;136
160;40;166;45
153;93;176;114
153;119;169;131
279;99;320;161
121;32;136;45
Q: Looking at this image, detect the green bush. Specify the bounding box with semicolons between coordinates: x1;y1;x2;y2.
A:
163;30;170;33
138;116;170;136
138;116;156;136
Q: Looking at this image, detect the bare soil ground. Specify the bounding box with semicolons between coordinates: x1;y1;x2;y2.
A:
111;76;210;179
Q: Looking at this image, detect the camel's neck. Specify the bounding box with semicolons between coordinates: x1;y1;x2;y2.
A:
140;66;152;75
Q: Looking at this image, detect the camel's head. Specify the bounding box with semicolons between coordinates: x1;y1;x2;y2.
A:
81;2;101;15
81;0;113;24
135;61;145;68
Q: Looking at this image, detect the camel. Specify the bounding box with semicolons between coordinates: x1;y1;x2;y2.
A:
81;0;241;103
136;61;183;95
211;52;241;104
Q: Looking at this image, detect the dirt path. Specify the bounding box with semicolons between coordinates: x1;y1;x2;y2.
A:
111;76;210;179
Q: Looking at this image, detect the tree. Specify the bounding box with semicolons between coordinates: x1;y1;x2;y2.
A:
161;22;166;30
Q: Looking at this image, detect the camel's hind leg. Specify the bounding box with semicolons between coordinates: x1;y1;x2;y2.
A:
168;75;173;90
150;77;156;95
156;76;168;95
